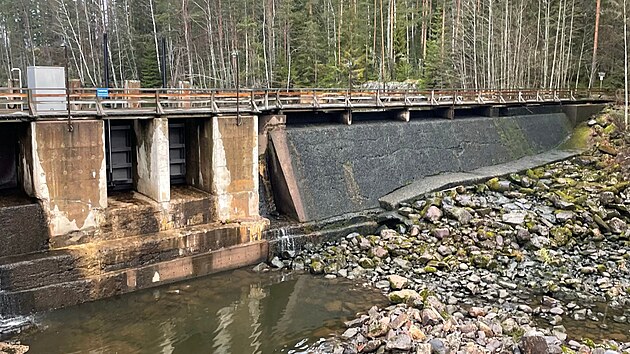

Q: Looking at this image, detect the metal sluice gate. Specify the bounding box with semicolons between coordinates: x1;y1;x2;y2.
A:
105;120;134;191
168;122;186;185
105;120;187;190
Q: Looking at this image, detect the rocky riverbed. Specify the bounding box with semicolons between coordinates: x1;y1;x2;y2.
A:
259;108;630;353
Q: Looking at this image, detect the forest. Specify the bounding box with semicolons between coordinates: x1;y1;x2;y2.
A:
0;0;624;90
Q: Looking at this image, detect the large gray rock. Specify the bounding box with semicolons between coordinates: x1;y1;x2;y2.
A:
385;333;413;351
520;336;550;354
445;206;473;225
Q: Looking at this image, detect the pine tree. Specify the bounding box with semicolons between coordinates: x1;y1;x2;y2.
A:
140;42;161;88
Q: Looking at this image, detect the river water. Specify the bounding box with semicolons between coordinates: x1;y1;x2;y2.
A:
17;270;386;354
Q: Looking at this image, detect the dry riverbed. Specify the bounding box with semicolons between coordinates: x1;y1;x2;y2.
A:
259;107;630;353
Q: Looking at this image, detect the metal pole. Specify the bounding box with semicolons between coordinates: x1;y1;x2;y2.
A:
161;38;167;88
103;32;109;88
232;51;241;126
63;40;73;132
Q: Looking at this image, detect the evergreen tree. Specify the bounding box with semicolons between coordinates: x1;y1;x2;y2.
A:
140;43;162;88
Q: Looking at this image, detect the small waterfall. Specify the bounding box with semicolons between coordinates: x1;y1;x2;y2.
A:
276;227;298;257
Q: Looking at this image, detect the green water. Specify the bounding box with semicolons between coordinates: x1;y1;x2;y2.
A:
19;270;386;354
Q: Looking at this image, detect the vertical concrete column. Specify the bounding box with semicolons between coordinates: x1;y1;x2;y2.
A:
186;115;259;222
211;115;259;221
27;120;107;238
134;118;171;204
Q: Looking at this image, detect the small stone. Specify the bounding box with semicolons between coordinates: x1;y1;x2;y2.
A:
360;340;382;353
501;318;518;334
459;323;478;334
393;258;412;270
409;325;426;341
478;321;494;337
310;260;324;274
433;228;450;239
388;290;421;304
503;212;527;225
437;245;452;256
270;256;285;269
421;308;443;325
599;144;618;156
599;191;616;205
425;205;443;222
385;333;412;351
518;304;533;313
429;338;447;354
609;217;628;234
341;327;359;339
0;343;29;354
468;307;486;317
550;307;564;315
370;246;388;259
444;206;473;225
487;178;512;192
358;258;375;269
398;207;414;217
387;275;409;290
416;343;432;354
367;318;389;338
252;262;268;272
520;336;550;354
389;313;409;329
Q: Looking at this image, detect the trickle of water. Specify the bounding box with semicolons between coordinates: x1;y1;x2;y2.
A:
277;227;298;255
0;315;33;340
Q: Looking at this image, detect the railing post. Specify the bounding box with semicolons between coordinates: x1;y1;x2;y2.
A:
264;89;269;110
155;90;165;115
27;89;37;117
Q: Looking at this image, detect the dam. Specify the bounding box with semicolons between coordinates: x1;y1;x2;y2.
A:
0;82;608;315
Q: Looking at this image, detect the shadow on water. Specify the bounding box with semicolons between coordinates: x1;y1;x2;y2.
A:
18;269;386;354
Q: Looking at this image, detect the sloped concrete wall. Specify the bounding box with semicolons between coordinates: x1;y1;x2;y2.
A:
272;110;574;222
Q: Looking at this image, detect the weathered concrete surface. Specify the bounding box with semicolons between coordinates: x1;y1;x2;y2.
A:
562;103;608;126
268;130;306;221
187;116;259;222
28;121;107;237
273;111;574;222
379;148;584;210
134;118;170;204
0;220;269;315
0;202;48;258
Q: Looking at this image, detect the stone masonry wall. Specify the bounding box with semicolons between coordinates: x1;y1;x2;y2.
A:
279;112;573;221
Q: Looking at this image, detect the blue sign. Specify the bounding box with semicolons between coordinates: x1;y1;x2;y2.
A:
96;88;109;98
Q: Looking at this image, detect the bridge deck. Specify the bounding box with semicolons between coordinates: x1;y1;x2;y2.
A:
0;87;611;121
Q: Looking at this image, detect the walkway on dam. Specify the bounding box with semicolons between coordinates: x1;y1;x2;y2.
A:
0;87;611;122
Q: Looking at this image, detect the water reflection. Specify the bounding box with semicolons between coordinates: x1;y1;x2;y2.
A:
20;270;385;354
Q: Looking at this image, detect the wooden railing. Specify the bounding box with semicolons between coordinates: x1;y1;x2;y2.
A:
0;87;611;120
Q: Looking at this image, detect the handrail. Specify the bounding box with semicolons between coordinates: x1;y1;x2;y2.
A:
0;87;613;119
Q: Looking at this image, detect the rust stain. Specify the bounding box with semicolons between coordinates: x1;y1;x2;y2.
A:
35;121;105;236
217;117;256;195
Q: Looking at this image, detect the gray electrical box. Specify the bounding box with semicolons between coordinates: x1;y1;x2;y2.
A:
27;66;66;111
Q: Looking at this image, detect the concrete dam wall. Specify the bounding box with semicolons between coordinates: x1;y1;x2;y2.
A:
269;106;576;222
